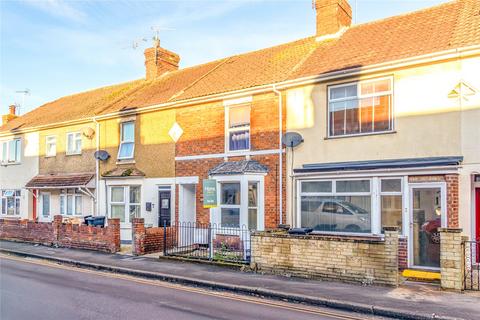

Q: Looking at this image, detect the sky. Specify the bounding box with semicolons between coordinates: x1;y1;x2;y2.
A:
0;0;452;116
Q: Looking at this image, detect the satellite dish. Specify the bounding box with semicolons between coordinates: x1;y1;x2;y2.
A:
282;132;304;148
82;127;95;139
94;150;110;161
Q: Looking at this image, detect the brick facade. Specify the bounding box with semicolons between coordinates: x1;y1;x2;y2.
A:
175;92;286;228
251;228;400;286
398;237;408;270
0;216;120;253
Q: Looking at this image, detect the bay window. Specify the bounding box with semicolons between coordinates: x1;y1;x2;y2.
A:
109;186;141;223
328;77;393;137
220;183;241;227
60;189;82;216
66;132;82;155
118;122;135;160
226;104;250;152
1;190;21;216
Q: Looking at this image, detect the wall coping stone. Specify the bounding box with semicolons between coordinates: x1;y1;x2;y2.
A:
252;230;385;244
438;228;463;233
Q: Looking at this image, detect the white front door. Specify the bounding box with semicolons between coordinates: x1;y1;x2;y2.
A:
39;192;51;222
409;183;446;269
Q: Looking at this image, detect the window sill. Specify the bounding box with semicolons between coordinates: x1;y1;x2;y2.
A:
45;155;56;158
0;162;21;166
66;152;82;156
324;130;397;140
116;159;136;165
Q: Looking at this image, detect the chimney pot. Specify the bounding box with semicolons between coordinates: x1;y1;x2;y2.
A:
9;105;16;115
2;105;18;125
314;0;352;38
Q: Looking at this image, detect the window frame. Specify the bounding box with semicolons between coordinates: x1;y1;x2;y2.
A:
66;132;82;155
219;182;242;228
108;185;142;224
59;189;83;216
117;121;135;160
0;138;22;164
379;178;404;233
45;135;57;157
225;103;251;153
327;76;394;138
298;178;375;235
1;189;21;216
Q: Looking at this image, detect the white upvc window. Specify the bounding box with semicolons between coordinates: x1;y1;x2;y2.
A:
109;185;141;223
45;136;57;157
380;178;403;233
0;138;22;164
66;132;82;155
213;175;264;230
328;77;393;137
60;189;82;216
1;190;21;216
225;104;251;152
118;122;135;160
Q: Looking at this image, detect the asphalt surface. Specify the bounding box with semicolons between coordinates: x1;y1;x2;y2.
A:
0;255;382;320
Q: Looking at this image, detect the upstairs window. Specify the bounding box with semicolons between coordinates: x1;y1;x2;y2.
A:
328;77;393;137
226;104;250;152
45;136;57;157
0;139;21;164
66;132;82;155
118;122;135;160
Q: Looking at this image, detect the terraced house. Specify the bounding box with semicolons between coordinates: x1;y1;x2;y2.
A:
1;0;479;276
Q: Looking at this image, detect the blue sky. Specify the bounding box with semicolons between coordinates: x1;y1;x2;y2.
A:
1;0;451;115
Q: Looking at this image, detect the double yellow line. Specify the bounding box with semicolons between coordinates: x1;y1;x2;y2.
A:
0;253;370;320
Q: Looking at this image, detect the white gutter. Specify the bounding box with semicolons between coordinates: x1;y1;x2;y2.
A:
2;45;479;137
92;117;100;216
272;85;283;226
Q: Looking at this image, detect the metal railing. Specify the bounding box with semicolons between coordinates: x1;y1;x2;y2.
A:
163;222;251;264
464;240;480;291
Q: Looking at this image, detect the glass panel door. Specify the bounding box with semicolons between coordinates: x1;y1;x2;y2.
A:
411;186;443;268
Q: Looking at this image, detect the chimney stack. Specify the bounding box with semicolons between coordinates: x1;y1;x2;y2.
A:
144;39;180;80
2;105;18;125
314;0;352;38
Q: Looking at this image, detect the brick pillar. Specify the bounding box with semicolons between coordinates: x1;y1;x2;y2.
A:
439;228;464;291
132;218;145;256
383;226;400;286
107;218;121;253
52;215;63;246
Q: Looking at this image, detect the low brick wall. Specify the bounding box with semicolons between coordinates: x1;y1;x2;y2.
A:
251;227;400;286
439;228;465;291
0;215;120;253
132;218;177;255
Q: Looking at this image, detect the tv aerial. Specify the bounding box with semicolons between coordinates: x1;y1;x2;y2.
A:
122;38;148;50
15;88;30;114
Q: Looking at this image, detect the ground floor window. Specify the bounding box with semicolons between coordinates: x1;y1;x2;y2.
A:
1;189;21;216
300;179;372;233
213;175;264;230
109;185;141;223
60;189;82;216
380;178;403;233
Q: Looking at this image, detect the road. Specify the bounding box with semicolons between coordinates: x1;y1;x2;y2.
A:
0;255;383;320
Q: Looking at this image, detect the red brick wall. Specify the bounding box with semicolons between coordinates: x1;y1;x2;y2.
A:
132;218;176;255
0;216;120;253
398;237;408;270
175;92;286;228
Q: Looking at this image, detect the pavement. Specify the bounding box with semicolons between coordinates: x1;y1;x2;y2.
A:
1;257;371;320
1;240;479;320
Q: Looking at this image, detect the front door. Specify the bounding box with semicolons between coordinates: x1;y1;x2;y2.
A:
409;184;445;269
39;192;51;222
159;190;171;227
